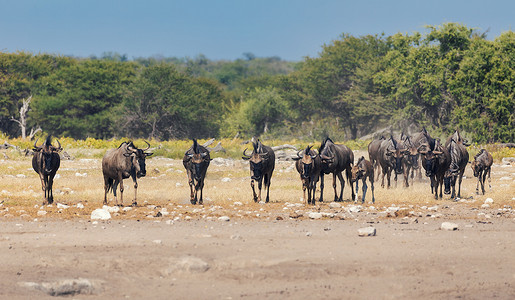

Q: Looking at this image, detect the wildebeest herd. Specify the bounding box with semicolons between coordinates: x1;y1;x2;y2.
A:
32;129;494;206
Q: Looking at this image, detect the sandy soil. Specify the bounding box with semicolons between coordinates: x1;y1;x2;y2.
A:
0;151;514;299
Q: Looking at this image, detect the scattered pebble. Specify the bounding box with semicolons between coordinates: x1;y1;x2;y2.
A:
358;227;376;237
441;222;459;231
218;216;230;222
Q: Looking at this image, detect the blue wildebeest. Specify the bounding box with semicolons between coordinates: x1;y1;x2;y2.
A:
418;137;451;199
410;128;432;179
401;135;420;187
102;141;153;206
350;156;375;203
183;139;211;205
242;138;275;203
318;137;355;202
368;136;385;180
377;136;406;189
471;149;493;195
32;136;62;205
443;131;470;199
294;145;322;205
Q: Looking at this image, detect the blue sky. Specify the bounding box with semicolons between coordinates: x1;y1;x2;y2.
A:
1;0;513;61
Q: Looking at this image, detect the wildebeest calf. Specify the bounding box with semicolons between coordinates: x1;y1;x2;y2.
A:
32;136;62;205
471;149;493;195
351;156;375;203
183;139;211;205
294;145;322;205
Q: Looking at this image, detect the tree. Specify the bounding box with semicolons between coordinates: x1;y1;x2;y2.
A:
119;63;227;140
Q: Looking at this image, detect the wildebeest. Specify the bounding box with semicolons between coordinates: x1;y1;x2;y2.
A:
410;128;432;179
471;149;493;195
294;145;322;205
32;136;62;205
242;138;275;203
183;139;211;205
318;137;355;202
350;156;375;203
443;132;470;199
368;136;385;180
102;141;153;206
377;136;406;188
418;137;451;199
401;135;420;187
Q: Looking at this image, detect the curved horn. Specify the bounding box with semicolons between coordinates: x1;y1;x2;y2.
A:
143;140;150;151
242;148;251;157
296;149;303;158
33;138;39;149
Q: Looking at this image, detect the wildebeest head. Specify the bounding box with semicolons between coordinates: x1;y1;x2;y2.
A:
386;136;405;175
293;145;317;179
351;156;366;183
33;136;62;174
403;136;420;170
242;140;269;181
186;139;210;180
319;137;336;169
418;139;444;177
124;141;153;178
443;169;456;194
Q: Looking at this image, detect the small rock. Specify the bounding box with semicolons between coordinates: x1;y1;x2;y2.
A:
441;222;459;231
175;182;183;187
481;204;490;209
218;216;230;222
358;227;376;237
348;206;361;213
233;201;243;206
16;174;26;178
103;205;120;213
20;278;98;296
308;212;323;219
37;211;47;216
56;203;69;209
162;257;210;275
221;177;231;182
90;209;111;220
484;198;494;204
306;232;312;237
329;202;341;208
152;240;162;245
428;206;438;211
289;211;302;219
76;203;85;209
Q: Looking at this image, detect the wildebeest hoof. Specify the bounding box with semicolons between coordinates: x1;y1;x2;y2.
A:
131;202;137;207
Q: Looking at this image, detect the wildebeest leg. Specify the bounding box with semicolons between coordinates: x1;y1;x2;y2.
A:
487;167;492;191
118;175;125;206
480;170;486;195
103;177;112;205
112;180;120;206
370;177;375;203
346;168;355;201
386;169;392;189
132;176;138;206
457;172;463;198
264;174;270;203
355;180;359;202
251;179;258;202
302;178;308;204
47;177;54;204
337;172;345;202
258;178;263;203
189;178;196;204
319;174;325;202
362;179;368;204
39;174;47;205
198;179;204;205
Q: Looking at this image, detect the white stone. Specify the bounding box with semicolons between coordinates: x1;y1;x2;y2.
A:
233;201;243;206
441;222;459;231
175;182;183;187
76;203;85;209
37;211;47;216
485;198;494;204
358;227;376;237
308;212;323;219
481;204;490;209
428;206;438;211
329;202;341;208
306;232;312;237
90;209;111;220
218;216;230;222
122;207;132;212
348;206;362;213
221;177;231;182
19;278;97;296
152;240;162;245
103;205;120;213
56;203;69;209
16;174;26;178
75;172;87;177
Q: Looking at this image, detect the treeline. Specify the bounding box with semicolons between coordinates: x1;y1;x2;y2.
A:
1;23;513;143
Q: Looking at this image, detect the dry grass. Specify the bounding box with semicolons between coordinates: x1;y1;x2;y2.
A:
0;148;513;221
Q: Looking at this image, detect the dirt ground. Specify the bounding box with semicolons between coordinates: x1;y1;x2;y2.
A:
0;150;514;299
